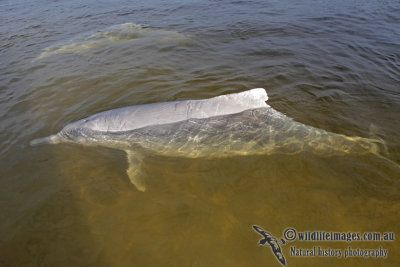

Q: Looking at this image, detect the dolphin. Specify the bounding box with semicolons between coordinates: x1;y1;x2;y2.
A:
33;23;189;61
30;88;388;191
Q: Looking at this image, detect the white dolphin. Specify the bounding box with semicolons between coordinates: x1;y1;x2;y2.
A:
31;88;388;191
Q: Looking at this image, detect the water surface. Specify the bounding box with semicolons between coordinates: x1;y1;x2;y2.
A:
1;0;399;266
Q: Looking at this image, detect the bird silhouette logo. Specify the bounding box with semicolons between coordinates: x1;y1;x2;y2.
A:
252;225;287;266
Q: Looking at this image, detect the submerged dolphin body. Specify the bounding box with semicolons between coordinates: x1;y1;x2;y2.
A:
33;23;189;61
31;88;387;191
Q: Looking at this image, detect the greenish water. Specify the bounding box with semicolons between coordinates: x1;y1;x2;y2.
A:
1;0;399;266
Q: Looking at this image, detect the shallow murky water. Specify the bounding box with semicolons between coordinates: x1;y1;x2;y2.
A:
1;0;399;266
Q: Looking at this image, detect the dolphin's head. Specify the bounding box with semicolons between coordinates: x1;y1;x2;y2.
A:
30;116;118;147
56;118;95;145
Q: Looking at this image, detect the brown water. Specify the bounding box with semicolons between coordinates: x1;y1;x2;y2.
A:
1;0;399;266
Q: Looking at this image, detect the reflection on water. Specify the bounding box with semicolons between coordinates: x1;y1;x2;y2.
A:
0;0;399;266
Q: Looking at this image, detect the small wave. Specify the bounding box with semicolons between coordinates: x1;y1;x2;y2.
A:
33;23;190;61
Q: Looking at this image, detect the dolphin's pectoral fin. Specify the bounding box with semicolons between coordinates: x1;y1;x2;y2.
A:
125;150;146;192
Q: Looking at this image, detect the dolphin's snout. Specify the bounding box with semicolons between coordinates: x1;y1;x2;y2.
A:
30;134;61;146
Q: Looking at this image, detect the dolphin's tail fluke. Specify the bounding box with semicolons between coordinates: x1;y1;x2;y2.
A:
370;137;389;158
367;124;389;157
30;134;62;146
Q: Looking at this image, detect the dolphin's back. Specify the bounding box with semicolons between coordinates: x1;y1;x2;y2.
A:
67;88;268;133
